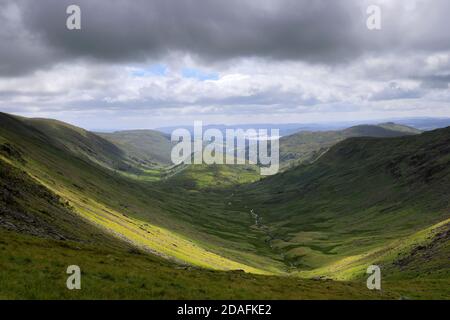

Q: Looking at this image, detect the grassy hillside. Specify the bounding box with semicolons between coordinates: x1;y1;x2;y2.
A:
237;127;449;281
0;112;280;273
1;228;403;300
1;153;445;299
0;153;388;298
98;130;173;167
163;163;260;190
280;123;421;167
0;156;121;245
377;122;421;134
22;117;143;173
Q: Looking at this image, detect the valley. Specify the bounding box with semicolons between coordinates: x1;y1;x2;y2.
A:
0;112;449;299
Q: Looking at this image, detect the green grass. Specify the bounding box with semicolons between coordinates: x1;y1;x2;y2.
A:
294;218;450;281
0;112;279;273
280;123;421;167
97;129;173;167
0;111;449;299
2;229;448;299
163;163;260;190
1;229;439;300
234;127;449;279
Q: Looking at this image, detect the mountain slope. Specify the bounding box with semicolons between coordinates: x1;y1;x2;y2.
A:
377;122;421;134
238;127;449;279
0;112;279;273
0;156;121;244
0;153;389;298
21;117;139;172
98;130;173;167
280;123;421;166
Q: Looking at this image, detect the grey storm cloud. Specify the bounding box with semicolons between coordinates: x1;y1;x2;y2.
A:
1;0;448;77
14;0;365;67
370;82;423;101
420;75;450;89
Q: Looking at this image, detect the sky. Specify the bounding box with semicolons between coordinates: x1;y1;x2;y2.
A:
0;0;449;130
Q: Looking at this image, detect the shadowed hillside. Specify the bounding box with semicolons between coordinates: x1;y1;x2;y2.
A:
238;127;449;281
280;123;421;166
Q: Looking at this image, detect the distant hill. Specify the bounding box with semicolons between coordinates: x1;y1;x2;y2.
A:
393;117;450;131
280;123;421;166
155;117;450;138
156;123;319;137
98;130;173;166
377;122;422;134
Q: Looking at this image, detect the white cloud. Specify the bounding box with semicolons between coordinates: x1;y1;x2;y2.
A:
1;1;450;128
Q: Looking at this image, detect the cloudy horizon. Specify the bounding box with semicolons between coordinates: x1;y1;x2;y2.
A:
1;0;449;130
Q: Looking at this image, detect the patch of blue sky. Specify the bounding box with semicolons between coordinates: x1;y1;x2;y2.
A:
131;64;168;77
181;67;219;81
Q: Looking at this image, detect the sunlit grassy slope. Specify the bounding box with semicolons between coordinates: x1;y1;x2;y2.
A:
0;132;388;299
163;163;260;190
1;154;262;272
296;218;450;280
0;113;274;273
1;228;403;300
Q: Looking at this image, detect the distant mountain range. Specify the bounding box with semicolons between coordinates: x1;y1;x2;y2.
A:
93;122;425;171
155;117;450;136
279;122;421;166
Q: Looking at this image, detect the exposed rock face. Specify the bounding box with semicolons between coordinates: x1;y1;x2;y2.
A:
393;223;450;270
0;158;75;241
